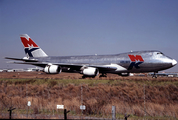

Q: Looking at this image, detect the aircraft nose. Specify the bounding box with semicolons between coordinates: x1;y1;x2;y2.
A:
172;59;177;66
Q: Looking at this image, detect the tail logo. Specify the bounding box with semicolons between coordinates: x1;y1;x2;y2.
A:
21;37;38;48
20;35;39;57
20;34;48;57
128;55;144;70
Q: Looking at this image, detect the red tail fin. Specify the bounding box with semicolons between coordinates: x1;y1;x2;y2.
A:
20;34;48;57
20;34;38;48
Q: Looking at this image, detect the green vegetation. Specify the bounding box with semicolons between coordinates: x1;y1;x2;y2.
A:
1;77;178;87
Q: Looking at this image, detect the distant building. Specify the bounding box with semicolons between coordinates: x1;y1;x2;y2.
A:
148;73;178;77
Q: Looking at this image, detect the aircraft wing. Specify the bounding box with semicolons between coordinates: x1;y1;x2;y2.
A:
90;64;127;72
6;61;85;69
7;60;127;73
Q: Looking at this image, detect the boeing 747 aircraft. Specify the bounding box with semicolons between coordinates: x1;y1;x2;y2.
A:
5;34;177;78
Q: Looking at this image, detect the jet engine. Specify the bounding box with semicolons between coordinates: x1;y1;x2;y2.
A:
44;64;61;74
82;67;99;77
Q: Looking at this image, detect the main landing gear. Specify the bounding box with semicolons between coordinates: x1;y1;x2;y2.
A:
152;72;157;78
99;73;107;78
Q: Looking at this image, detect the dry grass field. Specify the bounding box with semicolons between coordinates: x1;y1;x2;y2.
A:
0;72;178;119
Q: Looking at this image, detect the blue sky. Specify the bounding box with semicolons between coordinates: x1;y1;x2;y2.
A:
1;0;178;72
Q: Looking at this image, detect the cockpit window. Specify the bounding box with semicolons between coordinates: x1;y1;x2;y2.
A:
157;52;164;55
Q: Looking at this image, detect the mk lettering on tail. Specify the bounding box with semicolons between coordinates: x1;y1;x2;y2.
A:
20;35;38;48
20;34;48;58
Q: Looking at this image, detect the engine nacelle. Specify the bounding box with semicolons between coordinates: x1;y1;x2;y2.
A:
82;67;99;77
44;64;61;74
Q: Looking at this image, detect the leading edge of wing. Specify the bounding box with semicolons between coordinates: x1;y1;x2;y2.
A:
90;64;127;72
46;63;127;72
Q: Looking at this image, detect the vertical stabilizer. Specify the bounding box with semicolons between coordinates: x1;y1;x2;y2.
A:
20;34;48;58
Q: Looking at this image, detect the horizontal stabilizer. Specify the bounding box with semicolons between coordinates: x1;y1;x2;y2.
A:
5;57;38;62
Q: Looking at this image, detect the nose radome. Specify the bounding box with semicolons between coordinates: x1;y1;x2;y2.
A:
172;59;177;66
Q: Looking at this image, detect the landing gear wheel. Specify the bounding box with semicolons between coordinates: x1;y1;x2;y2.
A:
152;72;157;78
99;73;107;78
82;76;86;79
